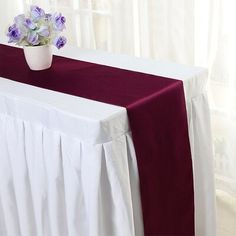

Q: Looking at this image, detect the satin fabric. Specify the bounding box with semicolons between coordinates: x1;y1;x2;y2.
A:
0;44;194;235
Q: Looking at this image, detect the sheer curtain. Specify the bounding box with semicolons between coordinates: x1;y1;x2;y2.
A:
208;0;236;197
1;0;235;223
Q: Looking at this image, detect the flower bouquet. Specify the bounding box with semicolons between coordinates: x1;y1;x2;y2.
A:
6;5;67;70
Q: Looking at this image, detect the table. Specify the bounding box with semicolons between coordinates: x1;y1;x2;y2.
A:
0;43;216;236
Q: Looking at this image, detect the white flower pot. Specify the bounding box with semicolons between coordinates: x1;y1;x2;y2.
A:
23;45;52;71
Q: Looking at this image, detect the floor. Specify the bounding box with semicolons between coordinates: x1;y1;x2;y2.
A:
216;190;236;236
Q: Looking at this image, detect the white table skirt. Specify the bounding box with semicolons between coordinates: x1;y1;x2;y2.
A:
0;44;216;236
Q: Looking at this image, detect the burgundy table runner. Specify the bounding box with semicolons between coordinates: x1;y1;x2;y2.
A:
0;44;194;236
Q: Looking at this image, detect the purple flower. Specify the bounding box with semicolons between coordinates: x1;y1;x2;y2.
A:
53;13;66;31
8;24;16;32
37;26;50;37
6;5;67;47
30;5;45;21
7;24;22;43
27;31;40;45
54;36;67;49
23;18;36;29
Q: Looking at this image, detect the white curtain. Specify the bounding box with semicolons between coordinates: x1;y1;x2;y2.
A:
1;0;236;222
208;0;236;197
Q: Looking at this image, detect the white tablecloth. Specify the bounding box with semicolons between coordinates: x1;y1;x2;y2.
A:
0;44;216;236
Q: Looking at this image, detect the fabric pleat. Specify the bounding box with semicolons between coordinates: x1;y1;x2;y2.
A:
0;113;142;236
